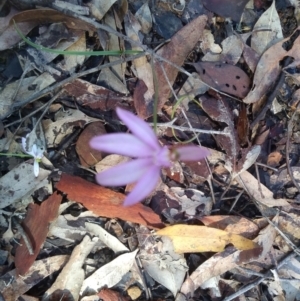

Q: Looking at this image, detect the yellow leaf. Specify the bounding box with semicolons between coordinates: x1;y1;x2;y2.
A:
156;225;258;253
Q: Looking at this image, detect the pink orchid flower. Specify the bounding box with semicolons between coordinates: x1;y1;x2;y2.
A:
90;107;209;206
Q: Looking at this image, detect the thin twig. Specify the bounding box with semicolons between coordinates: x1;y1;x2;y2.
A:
255;162;278;172
154;121;231;136
228;189;244;213
255;162;264;199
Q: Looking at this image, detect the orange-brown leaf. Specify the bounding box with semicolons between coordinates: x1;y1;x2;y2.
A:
56;173;163;228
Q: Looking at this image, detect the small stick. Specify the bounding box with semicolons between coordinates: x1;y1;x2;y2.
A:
154;121;231;136
255;163;264;199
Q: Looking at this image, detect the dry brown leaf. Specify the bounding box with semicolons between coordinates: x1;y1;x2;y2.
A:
150;15;207;118
63;79;131;111
15;192;62;276
200;94;239;171
11;8;95;31
267;151;282;167
244;27;300;104
76;122;105;167
56;173;163;228
183;160;210;184
199;215;259;239
157;225;258;253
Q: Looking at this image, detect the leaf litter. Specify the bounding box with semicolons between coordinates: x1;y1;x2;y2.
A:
1;1;300;301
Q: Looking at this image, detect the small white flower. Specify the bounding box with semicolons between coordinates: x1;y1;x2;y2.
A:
22;136;44;177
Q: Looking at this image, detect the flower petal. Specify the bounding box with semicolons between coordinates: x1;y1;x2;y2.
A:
175;146;210;161
22;137;27;152
116;107;160;151
90;133;153;157
123;165;161;206
33;160;39;177
96;158;153;186
31;144;38;157
155;145;172;167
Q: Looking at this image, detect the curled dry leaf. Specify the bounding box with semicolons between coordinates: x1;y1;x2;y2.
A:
157;225;258;253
